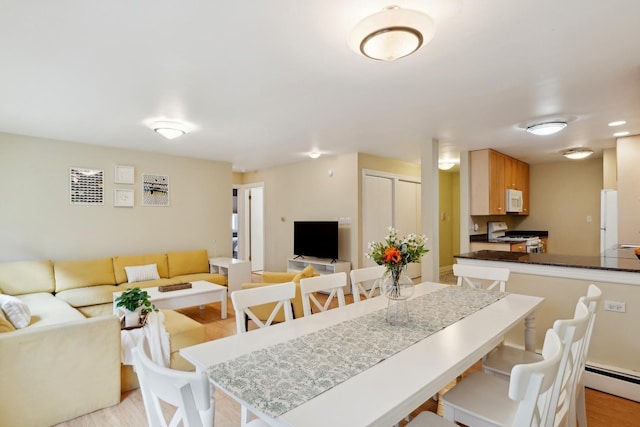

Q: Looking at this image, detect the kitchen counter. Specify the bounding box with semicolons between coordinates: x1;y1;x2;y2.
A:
455;246;640;285
470;230;549;242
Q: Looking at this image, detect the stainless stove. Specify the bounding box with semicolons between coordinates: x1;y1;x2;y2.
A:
487;221;542;253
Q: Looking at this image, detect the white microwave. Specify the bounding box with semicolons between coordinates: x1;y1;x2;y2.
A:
506;189;523;212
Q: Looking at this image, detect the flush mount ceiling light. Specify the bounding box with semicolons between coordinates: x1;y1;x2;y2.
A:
608;120;627;127
613;131;630;137
349;6;436;61
526;121;568;136
152;121;187;140
438;160;455;170
308;151;321;159
562;148;594;160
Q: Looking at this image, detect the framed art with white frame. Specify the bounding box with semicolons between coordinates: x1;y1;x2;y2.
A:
114;165;135;184
70;167;104;205
114;189;134;207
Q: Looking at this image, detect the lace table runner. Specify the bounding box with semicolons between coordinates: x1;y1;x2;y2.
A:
207;286;507;418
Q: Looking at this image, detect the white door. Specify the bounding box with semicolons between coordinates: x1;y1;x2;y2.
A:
396;180;422;278
363;175;393;268
239;185;264;272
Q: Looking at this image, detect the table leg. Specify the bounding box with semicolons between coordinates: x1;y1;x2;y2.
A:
524;311;536;352
221;290;227;319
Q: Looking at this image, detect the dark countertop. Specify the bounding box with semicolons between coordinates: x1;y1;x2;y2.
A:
455;246;640;274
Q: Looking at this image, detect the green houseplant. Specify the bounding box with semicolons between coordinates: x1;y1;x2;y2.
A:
115;287;157;327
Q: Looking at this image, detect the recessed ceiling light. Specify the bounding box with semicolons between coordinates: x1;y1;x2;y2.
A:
525;121;567;136
309;151;321;159
152;121;187;140
562;148;594;160
613;131;630;137
608;120;627;127
438;160;455;170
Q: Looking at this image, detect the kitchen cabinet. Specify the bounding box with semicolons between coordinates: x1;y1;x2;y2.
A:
470;241;527;252
470;149;529;216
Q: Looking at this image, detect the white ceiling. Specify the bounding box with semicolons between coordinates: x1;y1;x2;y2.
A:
1;0;639;171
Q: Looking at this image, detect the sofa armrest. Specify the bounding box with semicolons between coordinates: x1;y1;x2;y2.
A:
0;315;121;427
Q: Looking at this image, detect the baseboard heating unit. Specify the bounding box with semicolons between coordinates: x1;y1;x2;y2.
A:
584;363;640;402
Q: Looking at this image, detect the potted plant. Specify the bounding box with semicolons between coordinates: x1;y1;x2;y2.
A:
115;287;157;327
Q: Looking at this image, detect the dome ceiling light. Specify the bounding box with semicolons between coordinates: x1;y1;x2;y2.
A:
525;121;568;136
152;121;187;140
438;160;455;170
562;148;594;160
349;6;436;61
308;150;321;159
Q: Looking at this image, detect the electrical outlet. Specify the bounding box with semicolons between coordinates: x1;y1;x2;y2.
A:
604;300;626;313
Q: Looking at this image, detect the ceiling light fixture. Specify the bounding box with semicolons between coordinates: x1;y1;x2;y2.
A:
608;120;627;127
349;6;436;61
308;151;321;159
152;121;187;140
438;160;455;170
613;131;630;137
562;148;594;160
526;121;568;136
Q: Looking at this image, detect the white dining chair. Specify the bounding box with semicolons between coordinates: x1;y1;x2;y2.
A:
453;263;510;291
350;265;385;302
299;272;347;316
434;328;563;427
133;335;215;427
231;281;296;334
573;284;602;427
230;281;296;426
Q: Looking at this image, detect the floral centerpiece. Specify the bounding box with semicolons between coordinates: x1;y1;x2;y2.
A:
635;247;640;260
367;227;429;287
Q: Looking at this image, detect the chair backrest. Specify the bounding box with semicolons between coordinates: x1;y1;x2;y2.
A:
350;265;385;302
453;264;510;291
578;284;602;363
231;282;295;333
545;301;591;427
300;272;347;316
509;328;563;427
133;336;214;427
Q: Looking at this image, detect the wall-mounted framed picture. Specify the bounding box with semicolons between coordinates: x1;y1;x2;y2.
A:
142;173;169;206
114;189;134;207
70;167;104;205
114;165;135;184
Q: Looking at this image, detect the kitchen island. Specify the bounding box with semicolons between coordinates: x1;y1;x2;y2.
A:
455;246;640;402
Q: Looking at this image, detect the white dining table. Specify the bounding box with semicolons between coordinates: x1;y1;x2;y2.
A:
180;282;543;427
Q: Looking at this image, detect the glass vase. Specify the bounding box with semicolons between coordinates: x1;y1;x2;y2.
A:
380;267;415;326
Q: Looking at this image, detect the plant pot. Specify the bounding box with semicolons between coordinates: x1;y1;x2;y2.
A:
122;308;142;328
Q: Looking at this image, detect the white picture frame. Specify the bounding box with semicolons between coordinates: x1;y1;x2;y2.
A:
114;189;134;207
114;165;135;184
70;167;104;205
142;173;169;206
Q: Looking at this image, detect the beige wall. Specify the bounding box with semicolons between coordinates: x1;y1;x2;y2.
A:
242;153;359;272
0;133;232;261
519;158;603;255
617;135;640;245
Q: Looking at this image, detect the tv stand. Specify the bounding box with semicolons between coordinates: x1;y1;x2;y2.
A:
287;257;351;293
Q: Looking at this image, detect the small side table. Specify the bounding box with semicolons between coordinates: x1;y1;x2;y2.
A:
209;257;252;293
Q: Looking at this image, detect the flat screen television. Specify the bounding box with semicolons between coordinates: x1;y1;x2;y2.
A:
293;221;339;261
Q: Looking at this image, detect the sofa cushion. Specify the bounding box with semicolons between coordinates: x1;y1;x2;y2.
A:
125;264;160;283
0;309;16;333
167;249;209;277
55;285;121;308
17;293;85;328
120;278;178;290
54;258;116;292
172;273;227;286
113;253;169;284
0;260;55;295
0;294;31;328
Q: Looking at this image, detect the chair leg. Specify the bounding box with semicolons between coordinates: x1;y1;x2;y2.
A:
575;384;587;427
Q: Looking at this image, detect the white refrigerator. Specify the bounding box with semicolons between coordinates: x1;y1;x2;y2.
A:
600;189;618;253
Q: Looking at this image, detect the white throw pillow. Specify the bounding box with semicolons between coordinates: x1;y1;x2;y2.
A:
125;264;160;284
0;294;31;329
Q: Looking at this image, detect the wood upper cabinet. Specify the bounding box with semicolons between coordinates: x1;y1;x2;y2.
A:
470;149;529;216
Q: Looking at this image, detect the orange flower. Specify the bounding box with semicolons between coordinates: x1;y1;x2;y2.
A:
635;247;640;255
383;247;402;264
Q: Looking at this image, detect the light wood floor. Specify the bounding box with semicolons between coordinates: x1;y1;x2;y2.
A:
56;288;640;427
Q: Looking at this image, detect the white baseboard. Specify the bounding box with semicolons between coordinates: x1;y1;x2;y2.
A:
584;363;640;402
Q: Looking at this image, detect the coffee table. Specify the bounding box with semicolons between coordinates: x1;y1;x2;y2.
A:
113;280;227;319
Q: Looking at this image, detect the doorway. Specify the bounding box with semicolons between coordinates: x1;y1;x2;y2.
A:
237;183;265;272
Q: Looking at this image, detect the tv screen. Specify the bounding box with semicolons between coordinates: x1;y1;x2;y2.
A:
293;221;339;261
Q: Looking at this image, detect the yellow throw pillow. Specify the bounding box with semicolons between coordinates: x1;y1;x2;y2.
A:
0;309;16;333
300;265;315;278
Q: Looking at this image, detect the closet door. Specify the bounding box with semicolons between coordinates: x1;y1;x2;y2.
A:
396;180;422;278
363;175;393;268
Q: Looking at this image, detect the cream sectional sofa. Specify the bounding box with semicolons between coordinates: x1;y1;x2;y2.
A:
0;249;225;427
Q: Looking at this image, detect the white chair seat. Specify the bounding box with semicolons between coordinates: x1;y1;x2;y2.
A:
406;411;456;426
484;345;543;380
442;371;517;426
